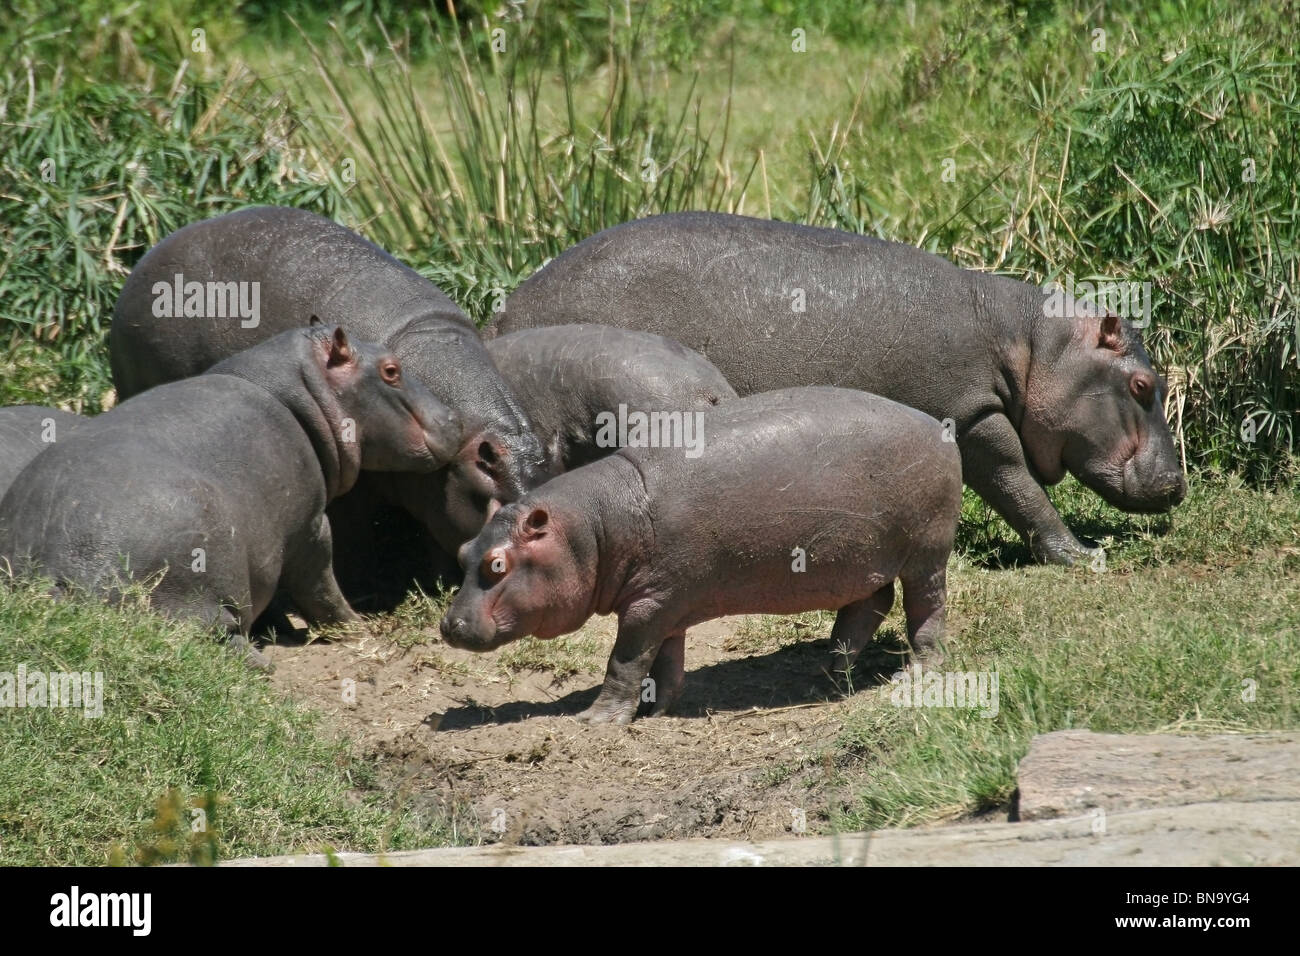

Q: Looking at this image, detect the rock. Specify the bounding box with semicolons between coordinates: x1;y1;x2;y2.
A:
214;800;1300;866
1016;730;1300;820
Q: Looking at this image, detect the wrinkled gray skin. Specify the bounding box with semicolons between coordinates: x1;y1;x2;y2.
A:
441;387;962;724
0;326;460;648
495;212;1187;565
0;406;84;501
111;205;549;556
486;324;737;473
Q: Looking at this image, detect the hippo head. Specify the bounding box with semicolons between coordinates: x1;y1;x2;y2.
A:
440;501;592;651
1022;308;1186;512
313;324;463;473
435;427;546;545
385;324;553;546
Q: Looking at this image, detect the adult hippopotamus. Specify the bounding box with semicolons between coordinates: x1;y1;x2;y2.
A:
0;325;459;650
494;212;1187;565
110;205;548;555
0;406;84;500
441;387;962;724
485;324;737;473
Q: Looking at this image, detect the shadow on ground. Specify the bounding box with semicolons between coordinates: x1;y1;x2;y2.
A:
435;635;907;730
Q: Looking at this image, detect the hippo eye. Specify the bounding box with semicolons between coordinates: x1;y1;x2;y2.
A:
380;361;402;385
1130;373;1154;404
481;548;509;583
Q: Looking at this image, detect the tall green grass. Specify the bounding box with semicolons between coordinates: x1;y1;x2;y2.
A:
0;15;344;410
294;9;757;321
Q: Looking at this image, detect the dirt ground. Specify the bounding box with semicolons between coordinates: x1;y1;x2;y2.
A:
263;613;913;846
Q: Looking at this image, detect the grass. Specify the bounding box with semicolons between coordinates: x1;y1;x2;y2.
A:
0;13;345;411
0;579;460;865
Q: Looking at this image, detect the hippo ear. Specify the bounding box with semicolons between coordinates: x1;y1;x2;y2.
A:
1098;314;1124;353
327;327;354;368
520;507;549;540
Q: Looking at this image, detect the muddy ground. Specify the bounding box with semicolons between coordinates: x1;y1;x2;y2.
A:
263;612;926;846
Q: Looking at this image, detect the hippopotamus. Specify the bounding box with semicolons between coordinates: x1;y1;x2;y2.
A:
110;205;548;558
494;212;1187;565
0;406;84;501
0;325;459;649
485;324;737;473
440;387;962;724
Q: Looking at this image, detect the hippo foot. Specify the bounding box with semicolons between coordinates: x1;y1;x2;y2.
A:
913;644;946;669
1032;535;1100;567
576;697;637;725
648;685;683;718
226;635;275;673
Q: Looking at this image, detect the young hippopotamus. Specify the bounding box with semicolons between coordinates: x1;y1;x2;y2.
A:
110;205;549;556
0;406;84;501
495;212;1187;565
485;324;737;473
440;387;962;724
0;325;460;649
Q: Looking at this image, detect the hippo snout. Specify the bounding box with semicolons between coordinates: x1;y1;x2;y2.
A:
1161;471;1188;507
439;615;468;645
440;608;509;651
1117;467;1186;512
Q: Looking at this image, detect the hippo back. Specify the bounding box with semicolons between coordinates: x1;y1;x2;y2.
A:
0;406;84;500
110;206;471;399
486;323;737;471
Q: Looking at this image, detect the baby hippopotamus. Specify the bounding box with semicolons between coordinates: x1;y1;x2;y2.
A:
440;386;962;724
485;324;737;473
0;324;459;651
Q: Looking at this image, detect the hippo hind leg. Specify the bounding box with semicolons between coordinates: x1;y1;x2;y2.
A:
646;631;686;717
208;605;275;673
151;573;274;671
281;514;364;633
898;559;947;666
829;583;894;679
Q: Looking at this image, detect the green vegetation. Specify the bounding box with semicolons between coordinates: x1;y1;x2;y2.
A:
1;0;1296;854
0;580;454;865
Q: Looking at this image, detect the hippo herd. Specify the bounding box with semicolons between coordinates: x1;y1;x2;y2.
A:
0;206;1185;723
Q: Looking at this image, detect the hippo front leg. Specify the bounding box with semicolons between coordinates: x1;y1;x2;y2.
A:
959;415;1098;566
578;621;666;725
282;514;365;631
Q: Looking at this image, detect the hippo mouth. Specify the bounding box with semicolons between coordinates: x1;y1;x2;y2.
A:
1119;457;1187;511
1073;444;1186;513
440;593;535;651
439;613;512;651
399;399;460;469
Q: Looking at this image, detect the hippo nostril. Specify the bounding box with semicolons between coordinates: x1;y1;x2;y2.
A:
439;616;463;640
